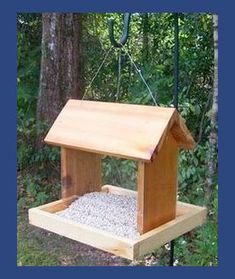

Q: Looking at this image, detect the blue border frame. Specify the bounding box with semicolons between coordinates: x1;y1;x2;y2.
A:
1;0;233;277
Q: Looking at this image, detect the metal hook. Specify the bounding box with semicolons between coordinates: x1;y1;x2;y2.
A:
108;13;131;48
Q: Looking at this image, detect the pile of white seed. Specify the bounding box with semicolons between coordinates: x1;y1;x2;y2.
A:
56;192;140;240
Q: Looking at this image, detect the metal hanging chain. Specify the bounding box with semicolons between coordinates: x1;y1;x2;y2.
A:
120;44;158;106
83;45;158;106
84;13;158;105
82;46;114;100
83;37;158;106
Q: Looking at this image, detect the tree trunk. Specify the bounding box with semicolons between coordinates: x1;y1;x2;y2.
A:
37;13;85;130
211;15;218;130
206;14;218;203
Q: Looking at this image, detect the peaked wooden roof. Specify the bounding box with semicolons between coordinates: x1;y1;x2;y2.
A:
45;100;195;162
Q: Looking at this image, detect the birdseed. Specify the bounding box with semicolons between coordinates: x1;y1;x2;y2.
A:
56;191;140;240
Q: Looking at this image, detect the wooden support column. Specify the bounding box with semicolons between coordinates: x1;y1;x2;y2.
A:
61;148;101;198
137;133;179;234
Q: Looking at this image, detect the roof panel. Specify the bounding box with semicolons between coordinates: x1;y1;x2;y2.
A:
44;100;194;161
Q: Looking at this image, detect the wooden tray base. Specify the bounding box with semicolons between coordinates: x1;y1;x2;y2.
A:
28;185;207;260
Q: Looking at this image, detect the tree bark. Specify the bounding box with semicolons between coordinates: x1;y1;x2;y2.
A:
37;13;85;129
211;15;218;129
206;14;218;203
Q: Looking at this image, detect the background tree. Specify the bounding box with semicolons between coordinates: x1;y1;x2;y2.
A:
37;13;85;128
206;14;218;203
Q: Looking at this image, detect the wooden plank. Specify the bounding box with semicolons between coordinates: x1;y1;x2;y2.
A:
36;195;78;213
45;100;194;162
137;133;179;234
101;184;137;197
133;202;207;259
61;148;101;198
28;205;135;260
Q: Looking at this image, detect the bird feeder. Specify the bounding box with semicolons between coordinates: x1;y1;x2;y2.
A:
29;99;206;260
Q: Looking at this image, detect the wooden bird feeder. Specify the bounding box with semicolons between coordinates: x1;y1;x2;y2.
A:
29;100;206;260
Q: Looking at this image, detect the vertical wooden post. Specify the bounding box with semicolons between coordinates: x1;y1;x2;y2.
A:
61;148;101;198
137;133;179;234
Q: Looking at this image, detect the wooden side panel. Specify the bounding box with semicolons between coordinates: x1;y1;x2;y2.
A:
61;148;101;198
137;133;179;234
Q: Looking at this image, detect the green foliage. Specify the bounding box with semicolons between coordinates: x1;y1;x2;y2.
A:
17;13;41;116
102;157;137;190
173;187;218;266
166;221;218;266
17;173;61;213
178;145;208;203
17;13;43;170
83;13;213;115
17;116;60;170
